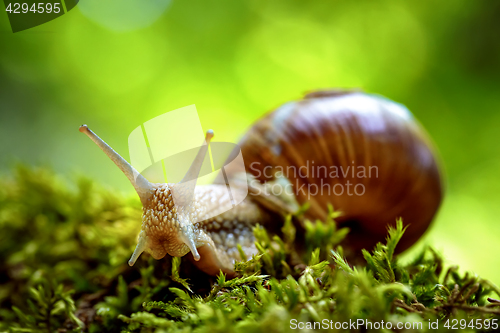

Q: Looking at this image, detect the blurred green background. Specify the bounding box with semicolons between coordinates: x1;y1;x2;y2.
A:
1;0;499;284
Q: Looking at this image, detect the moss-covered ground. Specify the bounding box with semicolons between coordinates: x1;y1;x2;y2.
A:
1;167;499;332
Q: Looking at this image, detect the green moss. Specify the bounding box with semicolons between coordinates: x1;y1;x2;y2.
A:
1;167;499;332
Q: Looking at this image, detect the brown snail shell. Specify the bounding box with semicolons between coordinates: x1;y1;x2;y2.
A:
233;89;444;253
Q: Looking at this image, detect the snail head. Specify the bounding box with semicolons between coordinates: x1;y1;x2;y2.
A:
79;125;214;266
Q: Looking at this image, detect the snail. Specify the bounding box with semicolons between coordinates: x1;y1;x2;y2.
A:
79;89;443;277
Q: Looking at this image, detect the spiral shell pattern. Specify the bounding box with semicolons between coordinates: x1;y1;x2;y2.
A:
235;90;443;252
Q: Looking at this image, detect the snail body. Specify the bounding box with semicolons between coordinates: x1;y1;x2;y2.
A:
79;89;443;277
